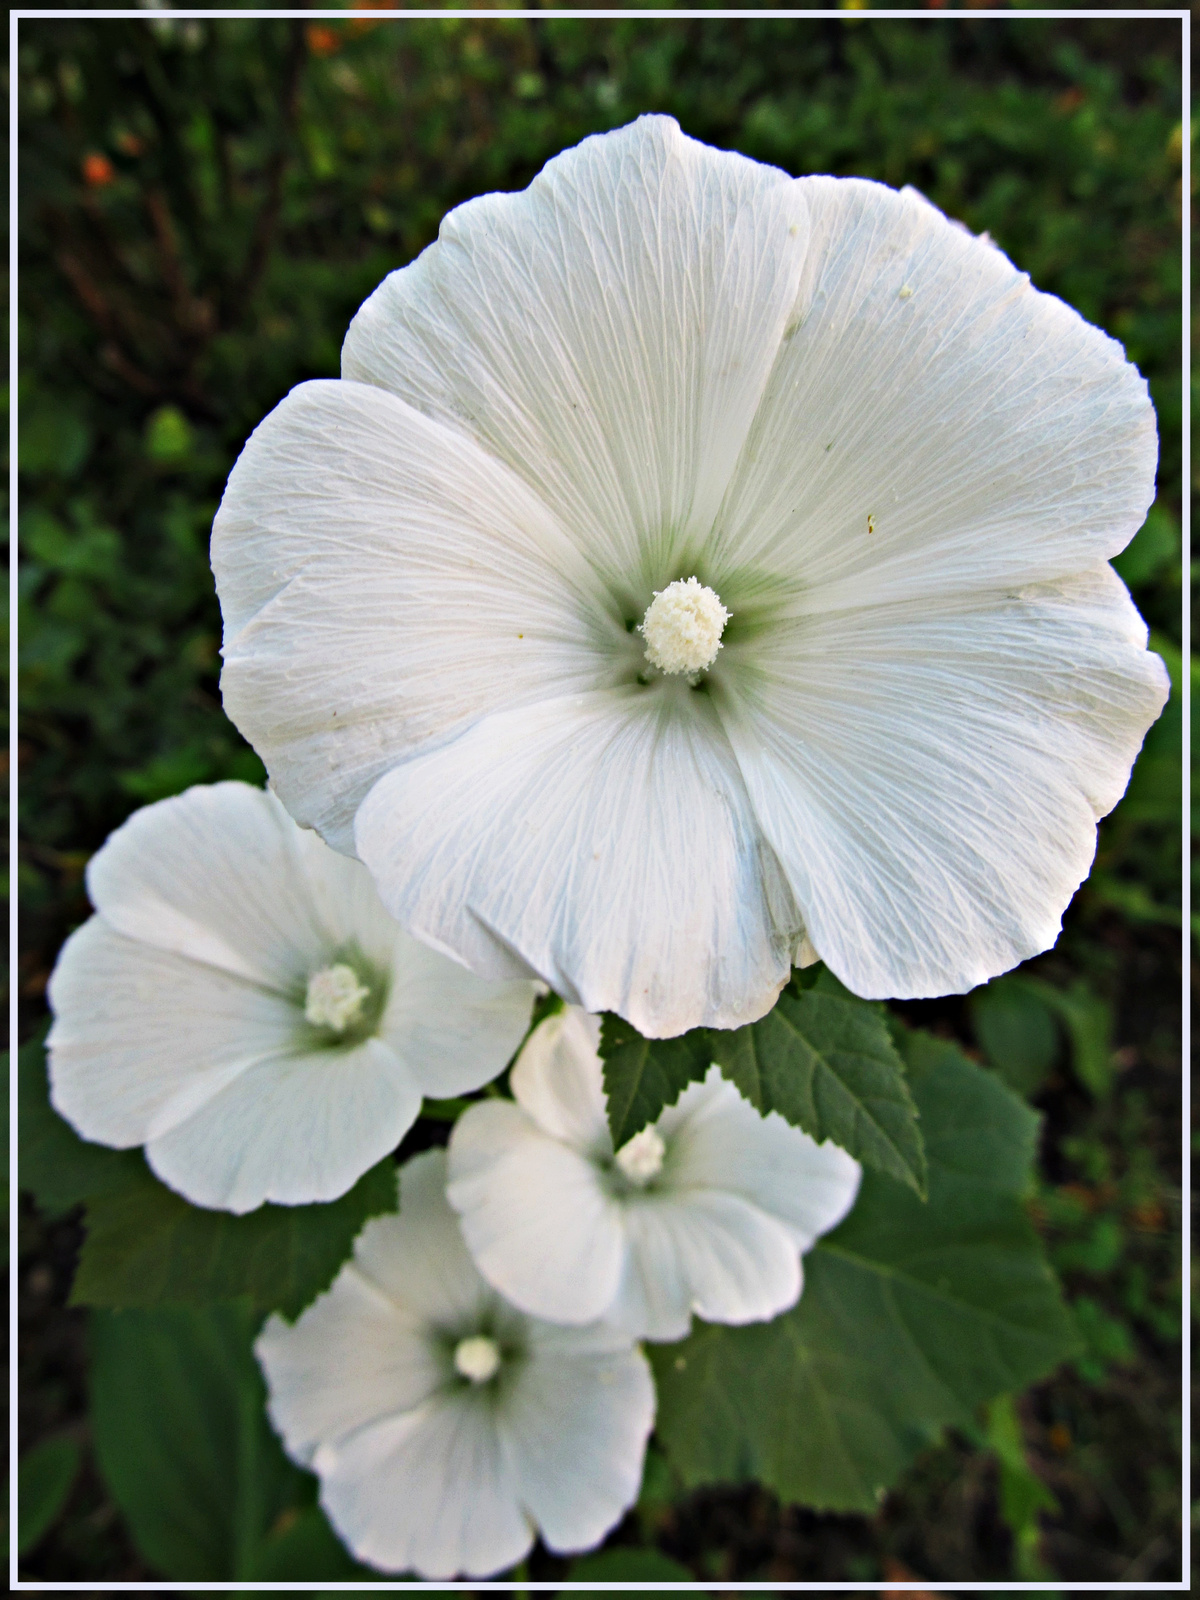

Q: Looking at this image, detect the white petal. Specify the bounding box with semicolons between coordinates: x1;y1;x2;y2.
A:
508;1007;610;1153
342;114;810;593
214;380;607;853
714;176;1157;608
379;932;535;1100
315;1393;533;1578
355;688;795;1037
501;1331;654;1554
47;917;294;1149
352;1149;495;1328
609;1191;802;1341
83;782;347;990
721;568;1170;997
145;1037;420;1212
662;1066;861;1249
256;1260;442;1466
447;1102;625;1325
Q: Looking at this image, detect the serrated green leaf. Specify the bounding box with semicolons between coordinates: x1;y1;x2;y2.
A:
896;1028;1039;1195
89;1302;309;1580
18;1033;144;1217
707;988;926;1195
72;1158;399;1320
17;1436;81;1556
650;1029;1078;1514
598;1014;713;1148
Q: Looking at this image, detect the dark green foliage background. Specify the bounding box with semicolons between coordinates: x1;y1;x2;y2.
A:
17;8;1183;1586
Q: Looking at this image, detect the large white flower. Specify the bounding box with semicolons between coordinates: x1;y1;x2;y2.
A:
446;1007;861;1341
256;1149;655;1578
212;114;1168;1037
47;782;535;1212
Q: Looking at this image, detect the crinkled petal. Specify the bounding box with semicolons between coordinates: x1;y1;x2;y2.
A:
447;1101;626;1326
509;1007;610;1154
501;1330;654;1554
83;782;352;990
355;688;796;1037
609;1190;802;1341
720;568;1169;998
713;176;1157;608
145;1037;420;1212
378;933;534;1100
256;1264;443;1465
342;113;810;596
314;1393;532;1578
352;1149;495;1329
662;1066;861;1249
47;917;294;1149
214;381;608;852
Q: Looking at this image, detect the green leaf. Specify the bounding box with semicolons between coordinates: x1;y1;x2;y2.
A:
567;1546;700;1588
17;1436;81;1556
650;1029;1078;1514
89;1302;308;1580
967;975;1060;1097
250;1506;378;1581
598;1014;713;1148
983;1394;1058;1580
708;987;926;1196
19;399;92;477
19;1032;146;1217
144;404;194;463
1027;978;1114;1097
1112;501;1179;589
73;1158;399;1319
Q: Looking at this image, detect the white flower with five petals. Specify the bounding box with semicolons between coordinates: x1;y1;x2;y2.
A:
47;782;535;1212
255;1149;655;1578
446;1007;861;1340
212;114;1168;1038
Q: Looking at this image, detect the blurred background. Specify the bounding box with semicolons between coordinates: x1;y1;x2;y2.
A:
15;6;1185;1585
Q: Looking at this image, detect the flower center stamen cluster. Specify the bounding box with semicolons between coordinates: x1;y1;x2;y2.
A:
453;1334;502;1384
614;1124;666;1185
305;963;371;1032
639;577;730;676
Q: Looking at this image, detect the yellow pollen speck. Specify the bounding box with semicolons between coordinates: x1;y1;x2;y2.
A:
867;514;876;535
898;284;914;300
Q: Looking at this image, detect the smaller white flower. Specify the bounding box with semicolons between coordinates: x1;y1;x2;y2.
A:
256;1150;655;1579
446;1007;862;1341
47;782;536;1213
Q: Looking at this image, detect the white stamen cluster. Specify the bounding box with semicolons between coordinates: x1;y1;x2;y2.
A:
639;577;730;676
305;963;371;1032
453;1334;502;1384
614;1124;666;1185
